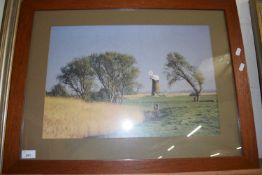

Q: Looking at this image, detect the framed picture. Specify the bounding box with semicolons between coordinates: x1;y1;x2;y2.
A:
1;0;259;173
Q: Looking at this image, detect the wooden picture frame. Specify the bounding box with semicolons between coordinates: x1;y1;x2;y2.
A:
1;0;259;174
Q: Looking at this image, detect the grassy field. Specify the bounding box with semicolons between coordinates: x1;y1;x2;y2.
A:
116;94;220;137
43;97;144;139
42;94;220;139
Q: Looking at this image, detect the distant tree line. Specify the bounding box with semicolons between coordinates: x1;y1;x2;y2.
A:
46;52;140;103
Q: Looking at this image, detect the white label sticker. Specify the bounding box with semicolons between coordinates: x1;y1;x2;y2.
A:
235;48;241;56
21;150;36;159
239;63;245;71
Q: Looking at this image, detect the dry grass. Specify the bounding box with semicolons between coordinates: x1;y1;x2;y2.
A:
43;97;144;139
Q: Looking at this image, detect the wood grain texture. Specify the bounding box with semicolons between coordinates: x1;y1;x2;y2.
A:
1;168;262;175
224;0;259;167
2;0;259;174
2;2;34;173
24;0;231;10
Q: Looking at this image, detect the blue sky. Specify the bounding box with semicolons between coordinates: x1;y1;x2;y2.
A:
46;25;216;93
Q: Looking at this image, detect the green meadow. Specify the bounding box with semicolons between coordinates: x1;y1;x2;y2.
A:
108;94;220;137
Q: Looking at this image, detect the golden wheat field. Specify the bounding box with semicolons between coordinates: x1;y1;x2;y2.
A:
43;97;144;139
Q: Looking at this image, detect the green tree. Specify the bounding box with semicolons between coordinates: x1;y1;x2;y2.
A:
57;57;94;101
165;52;205;102
89;52;139;103
47;83;68;97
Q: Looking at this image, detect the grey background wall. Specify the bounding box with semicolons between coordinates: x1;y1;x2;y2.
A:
0;0;261;158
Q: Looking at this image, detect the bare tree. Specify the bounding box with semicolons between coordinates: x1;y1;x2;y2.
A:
165;52;205;102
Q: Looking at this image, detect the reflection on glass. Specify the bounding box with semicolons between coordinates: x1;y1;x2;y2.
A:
187;125;202;137
121;119;134;131
157;156;163;159
210;153;221;157
167;145;175;152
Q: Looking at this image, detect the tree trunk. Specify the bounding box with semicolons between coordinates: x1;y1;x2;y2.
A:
195;91;201;102
196;94;199;102
192;91;200;102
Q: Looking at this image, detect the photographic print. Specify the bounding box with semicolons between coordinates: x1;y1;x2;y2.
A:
43;25;220;139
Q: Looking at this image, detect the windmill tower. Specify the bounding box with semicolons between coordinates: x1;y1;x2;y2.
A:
148;71;160;96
